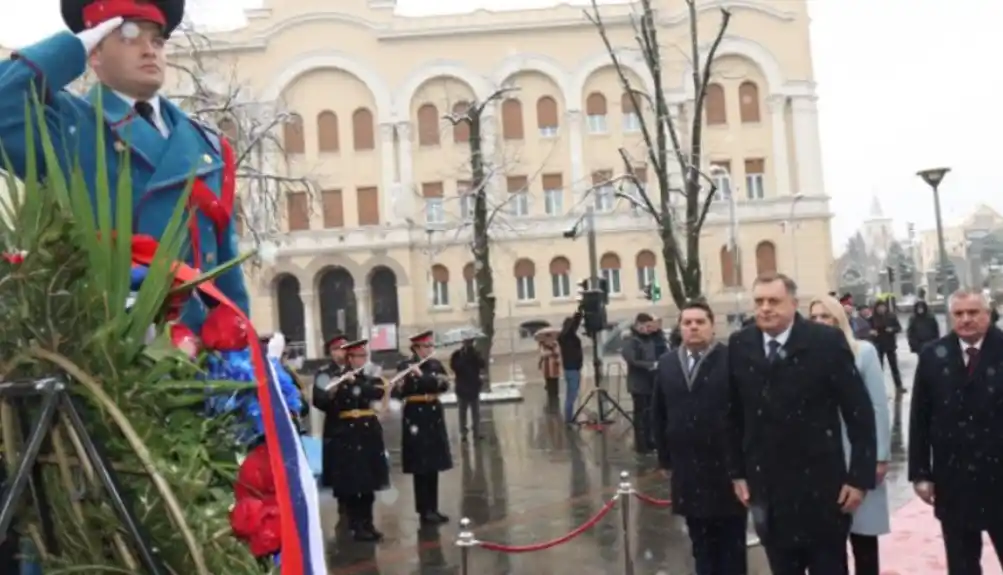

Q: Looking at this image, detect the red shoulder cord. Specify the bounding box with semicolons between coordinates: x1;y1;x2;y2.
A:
187;137;236;271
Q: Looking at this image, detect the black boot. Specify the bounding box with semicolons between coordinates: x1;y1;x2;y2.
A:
352;522;382;542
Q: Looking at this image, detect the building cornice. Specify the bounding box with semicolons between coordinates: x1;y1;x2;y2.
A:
178;0;795;56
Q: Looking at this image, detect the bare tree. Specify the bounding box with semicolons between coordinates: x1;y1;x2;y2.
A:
587;0;731;308
438;87;520;366
166;24;317;249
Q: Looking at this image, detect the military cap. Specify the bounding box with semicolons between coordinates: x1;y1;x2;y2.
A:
325;333;347;351
409;330;435;345
62;0;185;38
340;339;369;352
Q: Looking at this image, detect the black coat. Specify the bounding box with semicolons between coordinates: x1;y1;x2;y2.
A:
558;312;584;370
312;363;390;495
651;343;745;518
908;327;1003;528
449;345;485;400
906;309;940;353
869;311;901;350
727;317;877;547
392;356;453;475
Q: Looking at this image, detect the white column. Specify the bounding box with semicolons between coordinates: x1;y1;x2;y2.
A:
567;110;585;203
301;290;318;359
791;96;825;196
767;96;792;197
396;121;415;218
354;287;371;338
479;111;501;202
378;123;397;224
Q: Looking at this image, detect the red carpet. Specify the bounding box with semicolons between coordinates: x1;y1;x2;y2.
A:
874;498;1002;574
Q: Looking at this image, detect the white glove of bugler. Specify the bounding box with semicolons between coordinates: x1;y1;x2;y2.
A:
76;16;124;53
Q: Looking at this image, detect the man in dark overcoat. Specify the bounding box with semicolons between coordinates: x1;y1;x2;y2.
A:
449;336;486;442
728;272;877;574
622;312;660;453
909;288;1003;573
391;330;453;525
652;301;747;575
312;333;349;522
311;338;389;541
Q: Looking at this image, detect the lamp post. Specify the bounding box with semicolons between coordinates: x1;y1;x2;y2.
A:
788;193;806;281
917;167;951;325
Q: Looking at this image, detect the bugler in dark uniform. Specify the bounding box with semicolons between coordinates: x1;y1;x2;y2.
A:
312;332;349;522
311;339;389;542
0;0;249;330
392;330;453;524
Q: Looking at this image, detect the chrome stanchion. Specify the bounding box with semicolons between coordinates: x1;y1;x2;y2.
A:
456;517;476;575
618;470;635;575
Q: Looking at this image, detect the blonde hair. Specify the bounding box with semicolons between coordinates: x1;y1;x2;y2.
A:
808;294;860;355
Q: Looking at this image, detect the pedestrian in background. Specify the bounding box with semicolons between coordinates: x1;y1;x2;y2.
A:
558;310;584;423
909;289;1003;574
622;313;659;453
869;300;904;393
652;301;747;575
809;295;891;575
906;300;940;354
450;336;486;442
537;334;562;412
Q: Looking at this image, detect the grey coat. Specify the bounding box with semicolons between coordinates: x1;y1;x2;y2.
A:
842;340;891;536
621;329;660;394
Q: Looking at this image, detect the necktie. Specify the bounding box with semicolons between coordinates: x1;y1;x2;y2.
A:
134;101;156;128
689;352;702;374
965;347;979;374
767;340;781;363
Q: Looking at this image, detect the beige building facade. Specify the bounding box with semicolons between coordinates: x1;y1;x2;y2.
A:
9;0;837;357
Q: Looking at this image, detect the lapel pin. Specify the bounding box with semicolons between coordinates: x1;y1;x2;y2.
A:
203;154;212;164
114;140;126;153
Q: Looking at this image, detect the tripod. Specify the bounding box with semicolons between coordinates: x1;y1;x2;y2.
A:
571;329;633;430
0;377;166;574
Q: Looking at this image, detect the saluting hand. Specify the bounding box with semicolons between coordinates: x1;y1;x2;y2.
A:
77;17;124;54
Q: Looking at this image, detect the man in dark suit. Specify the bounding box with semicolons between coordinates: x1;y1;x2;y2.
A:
728;272;877;574
652;301;747;575
909;288;1003;574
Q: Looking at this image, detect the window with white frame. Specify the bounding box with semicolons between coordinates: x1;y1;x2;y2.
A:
621;92;641;133
622;111;641;132
629;165;648;216
507;175;530;217
637;266;655;290
458;181;475;220
514;259;536;302
425;198;445;224
431;265;450;307
592;170;615;212
512;192;529;217
543;173;564;216
539;125;558;138
549;256;572;298
463;264;477;305
710;162;732;200
599;253;622;294
745;158;766;200
586;114;607;134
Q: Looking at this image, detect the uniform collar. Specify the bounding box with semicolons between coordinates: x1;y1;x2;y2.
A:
112;90;167;135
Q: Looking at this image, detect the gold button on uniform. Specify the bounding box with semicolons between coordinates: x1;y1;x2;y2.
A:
205;253;215;264
202;154;212;164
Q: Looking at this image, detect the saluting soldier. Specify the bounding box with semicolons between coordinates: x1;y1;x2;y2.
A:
312;339;389;542
0;0;249;330
391;330;453;525
312;333;349;522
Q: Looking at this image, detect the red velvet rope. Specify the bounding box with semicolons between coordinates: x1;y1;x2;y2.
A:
476;497;618;553
632;490;672;508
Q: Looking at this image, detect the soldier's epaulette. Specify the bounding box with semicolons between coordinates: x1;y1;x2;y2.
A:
188;118;223;155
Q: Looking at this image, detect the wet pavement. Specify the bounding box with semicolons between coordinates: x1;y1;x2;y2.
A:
321;340;924;574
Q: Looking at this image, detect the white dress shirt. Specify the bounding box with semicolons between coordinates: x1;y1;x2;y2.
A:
114;91;169;137
763;323;793;356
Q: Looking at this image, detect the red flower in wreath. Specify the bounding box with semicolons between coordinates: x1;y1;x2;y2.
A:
230;442;281;557
3;251;25;265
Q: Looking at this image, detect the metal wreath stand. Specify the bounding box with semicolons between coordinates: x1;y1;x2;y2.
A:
0;377;166;573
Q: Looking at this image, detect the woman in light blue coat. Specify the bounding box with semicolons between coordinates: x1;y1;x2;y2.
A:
809;295;891;575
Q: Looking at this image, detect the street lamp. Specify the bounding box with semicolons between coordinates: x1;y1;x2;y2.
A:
917;167;951;299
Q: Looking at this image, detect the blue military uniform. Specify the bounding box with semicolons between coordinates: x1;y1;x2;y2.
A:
0;11;248;328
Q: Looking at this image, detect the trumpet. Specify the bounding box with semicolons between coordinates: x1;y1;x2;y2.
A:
315;365;365;392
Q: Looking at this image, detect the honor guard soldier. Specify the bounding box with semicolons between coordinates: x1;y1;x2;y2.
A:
312;339;389;542
0;0;250;330
313;332;349;521
392;330;453;525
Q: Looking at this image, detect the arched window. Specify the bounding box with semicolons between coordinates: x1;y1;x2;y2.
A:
417;103;440;146
705;83;726;125
501;98;524;140
316;110;339;152
431;264;449;307
621;91;641;132
720;245;742;287
463;262;477;304
600;252;622;294
513;258;536;301
585;92;607;133
635;250;656;290
452;101;470;143
755;241;777;276
283;113;305;154
739;81;761;123
549;256;571;298
536;96;559;137
352;107;375;151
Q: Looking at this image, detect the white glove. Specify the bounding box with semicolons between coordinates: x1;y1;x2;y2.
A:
76;17;124;53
